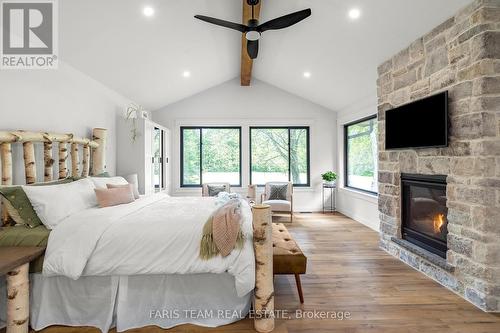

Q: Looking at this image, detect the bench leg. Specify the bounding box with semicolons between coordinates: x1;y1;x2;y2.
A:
294;273;304;304
6;263;29;333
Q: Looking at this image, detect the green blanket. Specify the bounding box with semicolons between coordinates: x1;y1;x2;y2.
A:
0;225;49;272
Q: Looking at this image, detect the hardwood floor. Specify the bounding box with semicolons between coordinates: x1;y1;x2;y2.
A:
19;213;500;332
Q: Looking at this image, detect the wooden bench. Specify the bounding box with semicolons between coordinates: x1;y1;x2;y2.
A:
272;223;307;303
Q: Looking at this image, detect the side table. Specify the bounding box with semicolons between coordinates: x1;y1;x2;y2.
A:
322;184;336;213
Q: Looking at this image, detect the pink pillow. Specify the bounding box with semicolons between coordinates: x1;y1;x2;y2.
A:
106;183;138;199
95;186;135;208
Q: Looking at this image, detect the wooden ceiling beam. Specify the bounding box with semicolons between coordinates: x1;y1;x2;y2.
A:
240;0;261;86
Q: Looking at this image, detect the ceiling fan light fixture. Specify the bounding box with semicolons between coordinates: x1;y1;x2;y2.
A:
194;7;311;60
245;31;261;41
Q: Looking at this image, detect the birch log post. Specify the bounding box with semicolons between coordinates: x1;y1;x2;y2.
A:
43;142;54;182
1;143;13;185
252;204;274;333
58;142;68;179
82;144;90;177
22;142;36;185
91;128;107;175
6;263;29;333
1;143;13;225
71;143;80;177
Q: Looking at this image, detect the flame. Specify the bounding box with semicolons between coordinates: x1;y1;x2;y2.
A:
433;214;445;234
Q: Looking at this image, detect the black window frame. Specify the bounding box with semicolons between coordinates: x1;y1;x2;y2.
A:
344;115;378;195
180;126;242;188
249;126;311;187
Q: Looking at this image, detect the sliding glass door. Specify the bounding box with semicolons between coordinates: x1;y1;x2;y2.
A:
153;127;165;191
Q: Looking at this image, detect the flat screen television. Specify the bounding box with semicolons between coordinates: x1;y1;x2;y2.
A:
385;91;448;149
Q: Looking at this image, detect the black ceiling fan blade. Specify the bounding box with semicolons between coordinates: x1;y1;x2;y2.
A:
194;15;248;33
247;40;259;59
257;8;311;32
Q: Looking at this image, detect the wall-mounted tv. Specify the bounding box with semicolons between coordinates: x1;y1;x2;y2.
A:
385;91;448;149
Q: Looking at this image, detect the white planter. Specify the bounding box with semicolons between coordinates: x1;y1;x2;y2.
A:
323;180;336;187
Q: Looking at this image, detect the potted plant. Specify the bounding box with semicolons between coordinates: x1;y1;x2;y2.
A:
321;171;337;187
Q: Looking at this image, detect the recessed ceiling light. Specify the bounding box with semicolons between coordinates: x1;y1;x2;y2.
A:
303;71;311;78
183;71;191;78
348;8;361;20
143;6;154;17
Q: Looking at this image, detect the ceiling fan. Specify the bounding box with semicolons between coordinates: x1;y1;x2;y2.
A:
194;0;311;59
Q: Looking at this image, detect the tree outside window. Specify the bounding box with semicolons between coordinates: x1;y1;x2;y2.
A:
250;127;309;186
344;116;378;194
181;127;241;186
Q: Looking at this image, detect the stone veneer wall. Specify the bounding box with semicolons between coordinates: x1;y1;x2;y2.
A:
376;0;500;312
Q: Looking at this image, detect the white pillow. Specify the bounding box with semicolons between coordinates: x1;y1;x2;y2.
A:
22;178;97;229
124;174;140;199
90;176;128;189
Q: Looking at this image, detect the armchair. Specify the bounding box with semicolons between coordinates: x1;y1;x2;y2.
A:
261;181;293;222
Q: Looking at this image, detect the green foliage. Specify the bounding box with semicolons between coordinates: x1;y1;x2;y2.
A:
182;128;240;185
361;170;374;177
201;128;240;173
347;118;377;177
321;171;337;181
183;129;201;185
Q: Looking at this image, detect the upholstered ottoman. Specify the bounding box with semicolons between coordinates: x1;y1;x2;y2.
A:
272;223;307;303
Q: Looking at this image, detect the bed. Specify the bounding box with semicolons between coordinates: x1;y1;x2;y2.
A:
0;128;274;333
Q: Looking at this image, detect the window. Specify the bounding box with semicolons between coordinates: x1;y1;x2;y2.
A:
181;127;241;187
344;116;378;194
250;127;310;186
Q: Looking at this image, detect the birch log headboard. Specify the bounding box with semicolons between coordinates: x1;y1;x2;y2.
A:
0;128;107;225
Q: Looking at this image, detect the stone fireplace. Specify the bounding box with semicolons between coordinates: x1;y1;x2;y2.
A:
377;0;500;312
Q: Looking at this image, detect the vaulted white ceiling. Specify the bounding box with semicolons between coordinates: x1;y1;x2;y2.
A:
60;0;472;111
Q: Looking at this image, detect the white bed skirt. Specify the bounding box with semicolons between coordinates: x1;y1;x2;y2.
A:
0;273;252;332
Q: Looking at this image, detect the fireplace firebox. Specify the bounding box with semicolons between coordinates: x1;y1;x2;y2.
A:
401;173;448;258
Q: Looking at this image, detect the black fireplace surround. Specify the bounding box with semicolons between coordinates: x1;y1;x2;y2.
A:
401;173;448;258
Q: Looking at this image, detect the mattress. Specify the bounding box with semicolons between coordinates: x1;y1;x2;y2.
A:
0;225;49;272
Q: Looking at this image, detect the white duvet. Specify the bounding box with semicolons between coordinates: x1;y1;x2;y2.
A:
43;193;255;297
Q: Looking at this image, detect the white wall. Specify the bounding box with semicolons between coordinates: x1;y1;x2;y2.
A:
116;116;148;193
116;116;169;195
336;96;380;231
153;79;337;212
0;61;130;182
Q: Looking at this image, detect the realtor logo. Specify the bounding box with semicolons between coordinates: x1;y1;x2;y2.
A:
1;0;58;69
